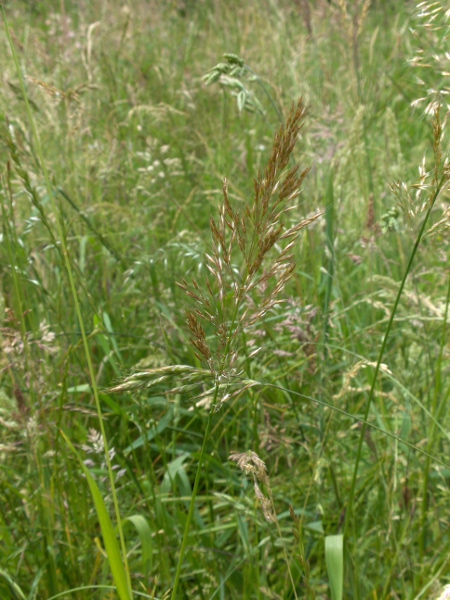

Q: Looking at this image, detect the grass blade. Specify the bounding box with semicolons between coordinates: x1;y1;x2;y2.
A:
60;431;133;600
325;534;344;600
125;515;153;577
0;568;27;600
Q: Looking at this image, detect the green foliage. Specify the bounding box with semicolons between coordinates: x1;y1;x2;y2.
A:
1;1;450;599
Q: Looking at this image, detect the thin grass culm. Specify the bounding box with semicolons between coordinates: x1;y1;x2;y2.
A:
110;99;322;598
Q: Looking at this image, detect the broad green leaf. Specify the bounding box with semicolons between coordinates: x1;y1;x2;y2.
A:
325;534;344;600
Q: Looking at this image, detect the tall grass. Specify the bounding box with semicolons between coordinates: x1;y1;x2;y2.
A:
1;0;450;598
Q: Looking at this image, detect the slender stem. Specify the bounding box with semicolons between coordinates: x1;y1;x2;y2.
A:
170;391;217;599
246;65;284;124
343;174;448;543
273;516;298;600
322;174;335;359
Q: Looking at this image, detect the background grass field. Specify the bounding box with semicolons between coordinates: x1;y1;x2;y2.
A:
2;1;450;598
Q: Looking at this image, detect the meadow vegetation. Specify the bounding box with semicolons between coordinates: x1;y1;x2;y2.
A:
1;0;450;598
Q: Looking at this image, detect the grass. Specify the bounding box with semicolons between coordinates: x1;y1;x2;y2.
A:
1;0;450;598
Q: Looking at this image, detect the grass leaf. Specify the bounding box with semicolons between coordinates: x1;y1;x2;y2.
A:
325;534;344;600
60;431;133;600
0;568;27;600
124;515;153;577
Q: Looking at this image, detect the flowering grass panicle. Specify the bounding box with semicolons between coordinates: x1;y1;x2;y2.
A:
111;99;322;406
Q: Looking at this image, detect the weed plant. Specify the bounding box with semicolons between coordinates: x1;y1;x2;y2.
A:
1;1;450;599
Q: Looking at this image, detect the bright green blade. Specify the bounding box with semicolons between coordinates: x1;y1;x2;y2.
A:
325;534;344;600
